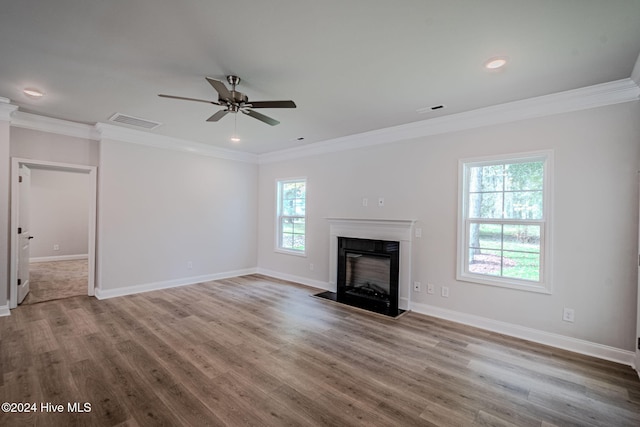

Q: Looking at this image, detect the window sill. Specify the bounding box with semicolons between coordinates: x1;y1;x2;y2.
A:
275;248;307;257
457;272;552;294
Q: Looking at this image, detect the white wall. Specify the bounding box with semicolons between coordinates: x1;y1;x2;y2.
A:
10;127;99;166
29;168;90;259
257;101;640;352
98;139;258;292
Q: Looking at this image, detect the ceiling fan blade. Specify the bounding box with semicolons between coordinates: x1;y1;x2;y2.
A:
206;77;232;101
247;100;297;109
206;109;229;122
242;109;280;126
158;94;220;105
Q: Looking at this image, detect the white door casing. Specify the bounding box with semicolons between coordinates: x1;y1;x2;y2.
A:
16;165;31;304
9;158;97;309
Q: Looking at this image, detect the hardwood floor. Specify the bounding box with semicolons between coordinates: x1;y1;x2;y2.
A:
1;274;639;426
22;260;87;305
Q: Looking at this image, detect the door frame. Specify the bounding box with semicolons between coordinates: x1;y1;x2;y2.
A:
9;157;97;308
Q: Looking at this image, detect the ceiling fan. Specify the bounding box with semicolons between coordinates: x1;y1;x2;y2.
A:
158;75;296;126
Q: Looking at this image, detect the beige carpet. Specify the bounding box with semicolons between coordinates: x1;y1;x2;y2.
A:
22;259;88;305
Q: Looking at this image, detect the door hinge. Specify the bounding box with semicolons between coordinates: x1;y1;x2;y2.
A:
18;175;22;183
17;279;21;286
17;227;22;234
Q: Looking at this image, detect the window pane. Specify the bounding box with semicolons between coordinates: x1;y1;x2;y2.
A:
502;251;540;281
503;225;540;251
281;218;293;233
292;218;305;234
281;233;294;249
469;192;503;219
282;200;295;215
504;161;543;191
504;191;542;219
477;223;501;250
468;249;502;276
282;182;297;197
469;164;504;192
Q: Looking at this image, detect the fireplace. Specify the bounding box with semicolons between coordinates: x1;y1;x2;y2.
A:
336;237;400;316
317;218;415;318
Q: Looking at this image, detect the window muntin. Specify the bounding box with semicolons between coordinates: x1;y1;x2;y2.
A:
459;153;551;293
277;179;306;254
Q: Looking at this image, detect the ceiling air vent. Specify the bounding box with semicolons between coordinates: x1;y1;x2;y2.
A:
109;113;162;130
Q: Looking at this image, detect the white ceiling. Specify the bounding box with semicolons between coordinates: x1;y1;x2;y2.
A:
1;0;639;154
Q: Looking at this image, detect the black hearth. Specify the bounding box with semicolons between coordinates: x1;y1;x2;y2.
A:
316;236;403;317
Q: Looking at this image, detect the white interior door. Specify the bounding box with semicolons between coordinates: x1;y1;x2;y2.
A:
17;164;32;304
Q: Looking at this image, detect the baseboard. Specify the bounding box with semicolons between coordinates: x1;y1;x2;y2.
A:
411;301;636;368
255;268;330;291
0;304;10;317
30;254;88;263
94;268;257;300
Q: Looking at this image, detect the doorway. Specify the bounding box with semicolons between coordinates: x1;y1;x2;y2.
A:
9;158;97;308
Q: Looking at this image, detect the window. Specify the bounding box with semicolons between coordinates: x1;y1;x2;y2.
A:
276;178;306;254
457;151;552;293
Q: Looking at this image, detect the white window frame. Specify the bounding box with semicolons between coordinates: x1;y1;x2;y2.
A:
275;177;307;256
457;150;553;294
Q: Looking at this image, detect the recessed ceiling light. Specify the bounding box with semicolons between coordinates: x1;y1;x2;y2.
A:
23;88;44;98
230;136;240;143
484;57;508;70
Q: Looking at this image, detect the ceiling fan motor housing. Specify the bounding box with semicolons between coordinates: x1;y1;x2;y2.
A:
222;91;248;107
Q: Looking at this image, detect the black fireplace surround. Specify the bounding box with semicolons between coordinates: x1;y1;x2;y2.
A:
316;236;403;317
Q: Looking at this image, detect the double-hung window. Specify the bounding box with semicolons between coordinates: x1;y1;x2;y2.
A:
276;178;306;255
457;151;552;293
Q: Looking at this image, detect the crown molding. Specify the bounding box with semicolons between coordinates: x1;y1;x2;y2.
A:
0;98;18;121
8;109;257;163
259;78;640;164
95;123;258;163
11;111;100;140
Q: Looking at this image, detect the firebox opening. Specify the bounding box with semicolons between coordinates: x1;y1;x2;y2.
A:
344;252;391;307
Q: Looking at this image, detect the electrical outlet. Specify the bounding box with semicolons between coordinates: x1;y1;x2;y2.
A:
427;283;434;294
413;282;421;292
309;263;314;271
187;261;193;269
415;228;422;238
53;244;60;251
441;286;449;298
362;198;368;207
562;308;575;323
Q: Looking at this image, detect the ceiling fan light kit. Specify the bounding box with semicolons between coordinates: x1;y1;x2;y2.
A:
159;75;296;127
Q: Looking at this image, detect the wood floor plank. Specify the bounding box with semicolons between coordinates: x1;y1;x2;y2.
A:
1;274;639;426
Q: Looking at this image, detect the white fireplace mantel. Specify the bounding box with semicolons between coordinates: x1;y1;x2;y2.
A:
327;218;416;310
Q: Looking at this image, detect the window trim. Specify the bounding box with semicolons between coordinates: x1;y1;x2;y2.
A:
275;177;307;256
456;150;553;294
